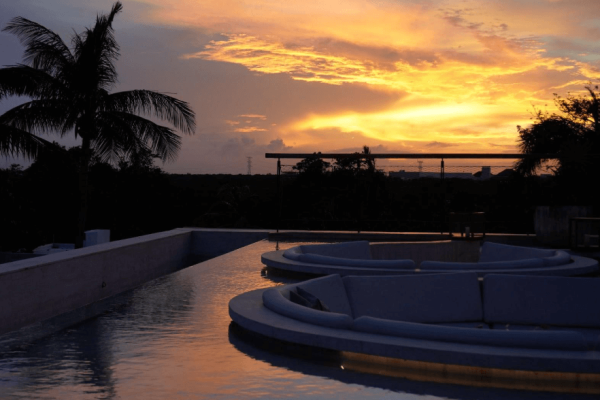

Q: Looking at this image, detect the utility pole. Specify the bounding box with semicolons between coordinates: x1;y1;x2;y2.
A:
247;156;252;175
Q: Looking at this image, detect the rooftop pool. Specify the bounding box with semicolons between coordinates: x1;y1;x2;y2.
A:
0;240;595;399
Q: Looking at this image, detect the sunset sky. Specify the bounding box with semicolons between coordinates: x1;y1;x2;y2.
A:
1;0;600;174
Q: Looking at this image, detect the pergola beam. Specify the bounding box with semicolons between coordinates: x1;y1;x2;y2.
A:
265;153;561;159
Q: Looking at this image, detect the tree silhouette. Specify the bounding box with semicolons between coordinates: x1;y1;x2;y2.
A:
0;123;50;159
516;86;599;177
333;145;376;175
293;153;331;176
0;2;196;246
362;145;376;173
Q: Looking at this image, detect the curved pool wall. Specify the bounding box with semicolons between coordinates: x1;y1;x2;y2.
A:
262;240;599;277
229;274;600;394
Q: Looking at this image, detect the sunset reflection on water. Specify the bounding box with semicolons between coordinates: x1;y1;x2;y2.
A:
0;240;594;399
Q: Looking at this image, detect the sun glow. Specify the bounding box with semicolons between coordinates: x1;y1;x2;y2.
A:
135;0;600;154
293;102;529;146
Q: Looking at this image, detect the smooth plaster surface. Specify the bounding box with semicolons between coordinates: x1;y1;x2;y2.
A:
0;228;270;335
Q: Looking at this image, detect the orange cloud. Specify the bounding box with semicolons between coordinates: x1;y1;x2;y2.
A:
239;114;267;119
135;0;600;153
234;126;268;132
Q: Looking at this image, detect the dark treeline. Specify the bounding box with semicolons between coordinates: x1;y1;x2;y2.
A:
2;144;596;252
0;145;276;252
279;154;594;234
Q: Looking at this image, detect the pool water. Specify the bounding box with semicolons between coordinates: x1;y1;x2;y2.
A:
0;240;595;399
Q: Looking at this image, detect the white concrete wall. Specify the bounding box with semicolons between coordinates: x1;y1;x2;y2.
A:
0;228;271;336
0;229;192;335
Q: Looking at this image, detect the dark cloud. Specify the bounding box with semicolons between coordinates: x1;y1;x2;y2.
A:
266;138;292;152
425;141;458;148
440;8;476;29
489;65;588;98
220;137;247;157
241;135;255;146
310;37;440;69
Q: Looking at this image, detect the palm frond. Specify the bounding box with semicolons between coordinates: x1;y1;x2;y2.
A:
0;100;74;135
2;17;74;74
73;2;123;91
0;124;51;159
95;111;181;162
0;65;68;100
104;90;196;134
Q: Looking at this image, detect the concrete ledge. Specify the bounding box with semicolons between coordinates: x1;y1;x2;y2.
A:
0;252;43;264
0;228;270;336
0;229;193;335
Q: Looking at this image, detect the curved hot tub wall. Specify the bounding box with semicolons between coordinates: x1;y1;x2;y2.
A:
420;258;546;270
299;241;373;259
283;241;416;270
296;254;416;269
229;272;600;379
541;250;572;266
370;240;480;265
262;288;353;329
352;316;587;351
268;240;598;277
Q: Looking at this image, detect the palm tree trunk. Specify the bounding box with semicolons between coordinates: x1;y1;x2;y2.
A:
76;136;92;248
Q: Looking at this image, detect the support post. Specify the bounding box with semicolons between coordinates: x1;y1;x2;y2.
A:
276;158;281;233
441;158;445;180
441;158;445;235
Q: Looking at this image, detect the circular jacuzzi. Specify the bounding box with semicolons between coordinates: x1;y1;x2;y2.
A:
261;240;598;277
229;272;600;394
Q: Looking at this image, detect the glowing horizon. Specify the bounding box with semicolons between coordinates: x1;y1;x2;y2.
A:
1;0;600;173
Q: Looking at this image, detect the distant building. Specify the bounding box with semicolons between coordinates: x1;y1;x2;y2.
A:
481;166;492;179
389;166;513;180
32;230;111;255
33;243;75;254
493;169;516;179
83;229;110;247
389;170;475;179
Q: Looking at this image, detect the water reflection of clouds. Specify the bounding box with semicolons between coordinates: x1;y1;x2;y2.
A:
0;270;199;399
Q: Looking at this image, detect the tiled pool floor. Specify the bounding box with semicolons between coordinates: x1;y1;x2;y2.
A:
0;240;595;399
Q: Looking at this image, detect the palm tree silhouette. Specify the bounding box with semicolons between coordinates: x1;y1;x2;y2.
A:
0;2;196;247
0;123;50;159
362;145;375;173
